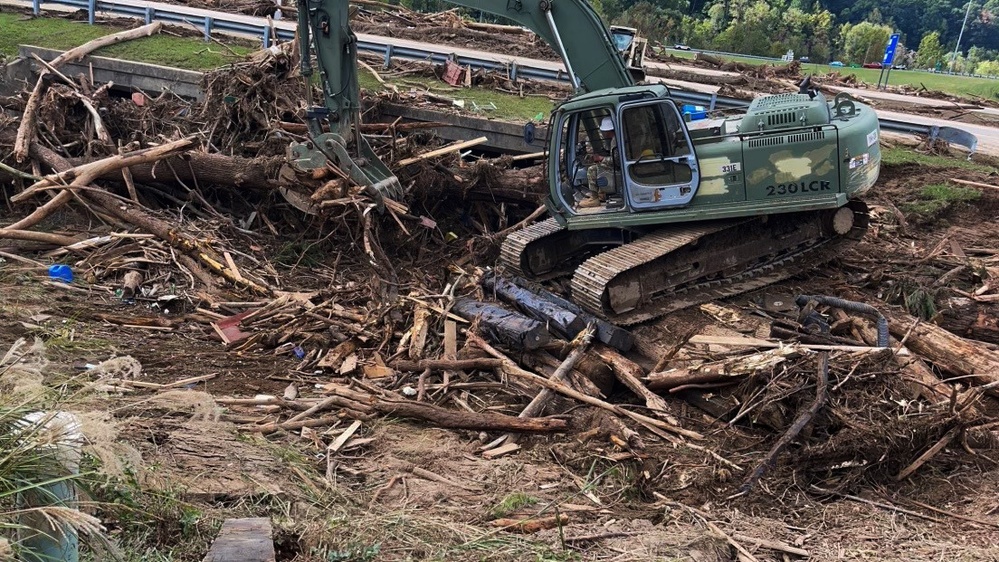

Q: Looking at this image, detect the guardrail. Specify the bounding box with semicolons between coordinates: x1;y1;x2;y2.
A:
5;0;974;144
18;0;564;81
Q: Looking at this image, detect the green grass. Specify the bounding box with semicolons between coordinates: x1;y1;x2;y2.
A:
802;63;999;101
0;13;253;71
900;182;982;219
881;146;995;173
488;491;538;519
359;72;555;122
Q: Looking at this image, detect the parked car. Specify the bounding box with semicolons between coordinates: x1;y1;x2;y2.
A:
673;44;691;50
892;64;907;70
829;61;845;67
799;56;810;62
862;62;883;69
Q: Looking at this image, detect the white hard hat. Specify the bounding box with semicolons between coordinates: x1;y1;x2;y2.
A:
599;117;614;132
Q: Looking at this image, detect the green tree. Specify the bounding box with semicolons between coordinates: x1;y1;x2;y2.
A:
976;59;999;76
915;31;947;70
783;6;835;62
842;21;892;64
713;1;783;56
614;0;688;43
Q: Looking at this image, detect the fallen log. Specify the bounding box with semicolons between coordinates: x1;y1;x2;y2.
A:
0;229;81;247
507;277;634;351
75;153;288;193
391;358;503;372
647;346;801;392
935;296;999;345
13;138;197;204
887;311;999;389
371;396;568;433
452;298;550;350
483;275;586;339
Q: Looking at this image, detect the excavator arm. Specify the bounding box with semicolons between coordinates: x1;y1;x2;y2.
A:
291;0;637;207
290;0;403;208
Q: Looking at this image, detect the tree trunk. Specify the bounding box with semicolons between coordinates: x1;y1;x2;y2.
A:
452;298;550;350
888;312;999;388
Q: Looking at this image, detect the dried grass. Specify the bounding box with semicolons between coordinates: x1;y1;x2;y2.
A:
90;356;143;381
0;338;49;400
75;411;143;482
144;390;222;422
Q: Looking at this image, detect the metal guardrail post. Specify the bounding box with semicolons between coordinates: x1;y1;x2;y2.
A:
708;93;717;111
144;6;153;24
510;61;518;82
87;0;95;24
203;16;213;42
32;0;40;16
383;44;393;69
262;26;271;49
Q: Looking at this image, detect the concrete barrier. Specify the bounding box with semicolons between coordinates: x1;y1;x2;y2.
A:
17;45;204;100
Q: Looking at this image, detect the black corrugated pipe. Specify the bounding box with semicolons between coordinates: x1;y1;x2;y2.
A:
795;295;889;347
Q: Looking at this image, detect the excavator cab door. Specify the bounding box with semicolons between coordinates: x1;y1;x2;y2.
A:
616;99;699;210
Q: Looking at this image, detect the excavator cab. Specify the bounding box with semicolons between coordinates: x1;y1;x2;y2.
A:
608;26;647;81
553;93;699;217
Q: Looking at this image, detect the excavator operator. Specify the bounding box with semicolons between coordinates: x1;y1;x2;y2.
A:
580;116;620;209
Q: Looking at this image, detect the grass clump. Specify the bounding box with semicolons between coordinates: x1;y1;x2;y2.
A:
0;339;110;560
901;182;982;220
881;146;994;173
488;491;538;519
0;14;252;71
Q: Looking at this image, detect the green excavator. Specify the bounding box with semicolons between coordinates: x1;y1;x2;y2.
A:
292;0;881;325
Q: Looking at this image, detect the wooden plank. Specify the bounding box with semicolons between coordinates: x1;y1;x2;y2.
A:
396;136;488;167
327;420;363;455
688;335;908;355
203;518;274;562
482;442;520;459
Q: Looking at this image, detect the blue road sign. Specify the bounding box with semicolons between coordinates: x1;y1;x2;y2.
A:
883;33;900;65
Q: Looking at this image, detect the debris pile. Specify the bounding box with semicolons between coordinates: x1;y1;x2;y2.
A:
3;19;999;555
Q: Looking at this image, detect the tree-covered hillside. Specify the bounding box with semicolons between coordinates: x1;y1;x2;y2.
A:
404;0;999;74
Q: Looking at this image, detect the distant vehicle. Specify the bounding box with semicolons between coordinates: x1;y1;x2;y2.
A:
892;64;907;70
673;44;691;50
829;61;845;67
862;62;883;69
609;26;648;73
799;56;810;62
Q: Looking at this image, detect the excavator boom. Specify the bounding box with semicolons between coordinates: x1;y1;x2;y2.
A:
439;0;635;92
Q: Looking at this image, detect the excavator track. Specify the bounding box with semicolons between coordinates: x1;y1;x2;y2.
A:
500;218;628;279
500;218;565;277
572;202;869;325
500;202;869;326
